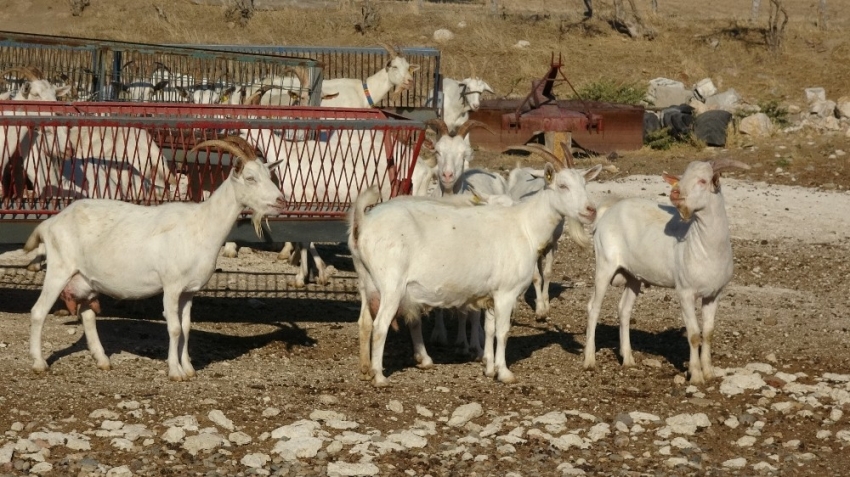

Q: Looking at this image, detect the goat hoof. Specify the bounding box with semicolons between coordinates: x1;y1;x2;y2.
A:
26;263;43;272
415;357;434;370
497;369;516;384
277;252;291;261
32;359;49;373
372;376;390;387
359;372;372;381
484;369;496;379
96;360;112;371
687;372;705;385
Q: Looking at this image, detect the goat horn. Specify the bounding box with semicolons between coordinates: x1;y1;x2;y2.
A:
558;140;576;169
221;136;259;159
283;66;309;91
506;144;565;171
465;54;477;79
191;139;256;174
455;120;495;139
377;41;399;59
0;66;43;81
246;84;274;105
708;158;751;174
424;118;449;138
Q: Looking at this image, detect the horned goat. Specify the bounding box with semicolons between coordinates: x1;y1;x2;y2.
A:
24;137;285;380
504;144;592;320
271;43;419;282
349;158;602;386
320;43;419;109
440;77;494;133
584;159;750;384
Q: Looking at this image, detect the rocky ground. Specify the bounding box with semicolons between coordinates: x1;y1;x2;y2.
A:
2;166;849;476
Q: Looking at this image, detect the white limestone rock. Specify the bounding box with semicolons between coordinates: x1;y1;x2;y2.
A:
208;410;234;431
448;403;483;428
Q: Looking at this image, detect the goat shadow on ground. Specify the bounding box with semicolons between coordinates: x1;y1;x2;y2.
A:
379;317;691;378
584;322;690;373
0;288;362;372
521;281;570;313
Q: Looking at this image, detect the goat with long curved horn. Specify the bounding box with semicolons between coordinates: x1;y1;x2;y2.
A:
424;118;450;138
455;119;495;139
506;144;567;170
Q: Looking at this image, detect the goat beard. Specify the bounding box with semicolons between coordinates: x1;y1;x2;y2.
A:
252;215;267;239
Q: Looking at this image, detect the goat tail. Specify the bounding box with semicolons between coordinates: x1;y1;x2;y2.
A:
23;221;46;253
348;186;381;250
565;216;591;249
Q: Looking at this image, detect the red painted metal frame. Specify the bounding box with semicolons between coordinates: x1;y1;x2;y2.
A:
0;101;425;222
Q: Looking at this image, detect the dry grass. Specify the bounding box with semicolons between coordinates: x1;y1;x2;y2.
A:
2;0;844;107
0;0;847;187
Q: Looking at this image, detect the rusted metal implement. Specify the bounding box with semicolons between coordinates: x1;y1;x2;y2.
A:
468;54;644;156
0;101;425;243
0;31;324;105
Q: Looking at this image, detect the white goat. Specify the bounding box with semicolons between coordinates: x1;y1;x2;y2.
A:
0;66;72;197
505;144;591;320
320;43;419;109
584;159;750;384
24;137;285;380
349;159;602;386
273;44;419;282
440;77;494;133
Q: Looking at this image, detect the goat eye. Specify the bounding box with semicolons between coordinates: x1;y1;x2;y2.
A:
246;177;257;183
559;184;569;190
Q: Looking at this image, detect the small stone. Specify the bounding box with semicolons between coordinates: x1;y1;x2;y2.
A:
241;453;270;468
386;400;404;414
448;403;483;428
723;457;747;469
229;431;252;446
327;461;380;476
513;40;531;49
101;420;124;431
262;407;281;417
29;462;53;474
318;394;339;405
433;28;455;43
643;358;662;368
736;436;757;447
182;433;224;456
161;427;185;444
208;410;234;431
106;465;133;477
416;405;433;418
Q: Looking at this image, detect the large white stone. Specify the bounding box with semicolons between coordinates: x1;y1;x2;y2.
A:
810;100;837;118
551;433;588;451
208;410;234;431
587;423;611;442
29;462;53;475
805;87;826;104
229;431;253;446
271;420;321;439
705;89;741;111
721;373;767;396
272;436;324;461
240;452;270;468
161;426;186;444
433;29;455;43
387;430;428;449
106;465;133;477
163;415;199;430
310;410;347;422
327;461;380;476
837;97;850;119
447;403;483;427
694;78;717;100
182;433;225;456
0;443;14;465
663;413;710;436
723;457;747;469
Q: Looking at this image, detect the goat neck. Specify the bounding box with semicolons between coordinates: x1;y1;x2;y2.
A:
192;176;247;254
680;189;733;278
363;68;394;106
513;187;568;255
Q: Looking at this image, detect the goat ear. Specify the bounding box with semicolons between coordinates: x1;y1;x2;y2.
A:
422;138;435;151
266;158;285;170
662;172;679;187
56;84;73;99
21;82;31;97
711;172;721;191
385;61;392;71
408;64;420;73
543;162;556;184
153;80;169;92
322;92;339;100
584;164;603;182
484;83;494;94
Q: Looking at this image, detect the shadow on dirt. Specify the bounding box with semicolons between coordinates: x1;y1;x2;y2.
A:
377;317;691;378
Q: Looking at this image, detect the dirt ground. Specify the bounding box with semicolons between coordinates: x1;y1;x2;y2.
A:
1;1;850;476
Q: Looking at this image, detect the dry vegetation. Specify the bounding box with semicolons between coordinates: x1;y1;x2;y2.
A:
1;0;848;188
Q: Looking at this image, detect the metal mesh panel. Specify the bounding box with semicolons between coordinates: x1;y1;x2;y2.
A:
201;45;441;110
0;102;424;225
0;31;324;106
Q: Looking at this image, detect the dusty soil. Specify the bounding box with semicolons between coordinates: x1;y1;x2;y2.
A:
1;1;850;476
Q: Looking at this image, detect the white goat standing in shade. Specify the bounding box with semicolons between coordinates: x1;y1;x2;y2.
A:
584;159;750;384
24;137;286;380
349;156;602;386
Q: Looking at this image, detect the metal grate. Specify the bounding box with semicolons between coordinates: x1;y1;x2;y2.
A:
0;101;425;243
